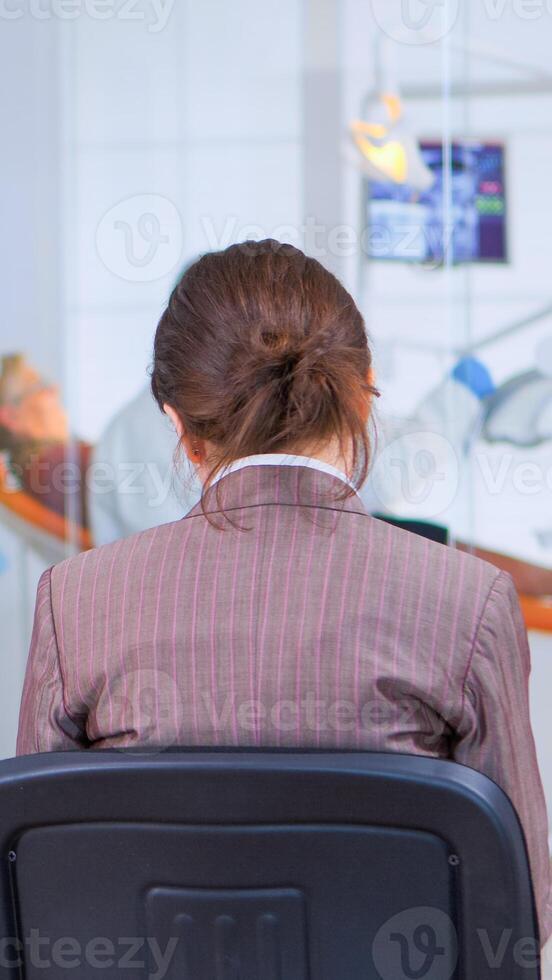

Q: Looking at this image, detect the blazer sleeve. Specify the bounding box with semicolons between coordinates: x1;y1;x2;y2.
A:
17;568;86;755
454;570;552;944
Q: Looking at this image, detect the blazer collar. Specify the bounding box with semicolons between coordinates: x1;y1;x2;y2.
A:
184;460;368;521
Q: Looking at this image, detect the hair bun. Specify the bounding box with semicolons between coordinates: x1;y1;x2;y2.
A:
152;239;373;506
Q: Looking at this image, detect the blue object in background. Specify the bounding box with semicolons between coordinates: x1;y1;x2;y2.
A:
452;356;495;400
0;552;9;575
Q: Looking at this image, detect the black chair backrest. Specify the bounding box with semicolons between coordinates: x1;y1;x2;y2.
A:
0;750;540;980
374;515;450;545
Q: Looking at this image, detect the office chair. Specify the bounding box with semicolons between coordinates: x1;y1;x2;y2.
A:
0;750;540;979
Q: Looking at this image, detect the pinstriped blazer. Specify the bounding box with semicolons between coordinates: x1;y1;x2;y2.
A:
17;461;552;939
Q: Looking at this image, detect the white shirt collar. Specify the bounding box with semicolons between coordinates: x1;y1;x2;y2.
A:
210;453;357;492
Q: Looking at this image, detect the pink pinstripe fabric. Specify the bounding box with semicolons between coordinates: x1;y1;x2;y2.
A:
103;539;123;734
118;532;140;735
16;463;552;939
276;485;301;747
294;509;318;745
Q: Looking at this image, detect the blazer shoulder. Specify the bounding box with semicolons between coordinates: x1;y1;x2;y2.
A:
49;519;185;593
367;515;501;601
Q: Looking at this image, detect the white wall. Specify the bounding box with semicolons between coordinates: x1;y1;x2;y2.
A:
63;0;304;443
0;17;63;382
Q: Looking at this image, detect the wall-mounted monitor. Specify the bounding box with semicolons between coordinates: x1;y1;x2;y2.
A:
366;140;507;265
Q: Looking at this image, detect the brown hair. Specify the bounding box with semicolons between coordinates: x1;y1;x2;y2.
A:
151;240;377;511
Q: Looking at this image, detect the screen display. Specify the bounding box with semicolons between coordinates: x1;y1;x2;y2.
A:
366;140;507;265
